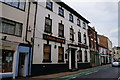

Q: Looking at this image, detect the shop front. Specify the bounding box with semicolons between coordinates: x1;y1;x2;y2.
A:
0;40;19;78
0;40;32;78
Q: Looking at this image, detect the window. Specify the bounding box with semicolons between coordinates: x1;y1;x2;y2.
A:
1;0;25;10
77;19;80;26
84;34;87;44
44;17;52;33
70;28;74;41
2;50;14;73
43;44;51;62
83;22;86;29
58;23;64;37
46;1;53;11
0;18;22;37
58;7;64;17
69;14;73;22
58;47;64;62
85;50;88;62
77;49;82;62
78;32;81;43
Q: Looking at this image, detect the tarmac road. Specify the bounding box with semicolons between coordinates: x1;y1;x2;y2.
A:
69;66;120;80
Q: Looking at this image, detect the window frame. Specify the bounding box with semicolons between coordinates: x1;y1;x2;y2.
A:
77;19;81;26
83;22;86;29
0;18;23;37
69;14;74;22
46;1;53;11
44;17;52;33
77;49;82;62
85;50;88;62
84;34;87;44
58;7;64;17
58;23;64;38
78;31;81;43
58;46;64;62
70;28;74;41
1;0;26;11
43;44;51;62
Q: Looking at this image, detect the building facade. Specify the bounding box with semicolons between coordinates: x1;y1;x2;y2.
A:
97;34;112;65
31;0;91;76
0;1;36;78
88;26;99;67
112;47;120;60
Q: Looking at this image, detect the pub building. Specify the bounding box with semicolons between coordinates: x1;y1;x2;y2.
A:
31;0;91;76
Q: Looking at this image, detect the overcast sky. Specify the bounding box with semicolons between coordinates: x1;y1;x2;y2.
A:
61;0;119;47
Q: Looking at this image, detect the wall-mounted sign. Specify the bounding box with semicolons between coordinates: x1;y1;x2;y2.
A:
43;34;65;44
68;43;88;49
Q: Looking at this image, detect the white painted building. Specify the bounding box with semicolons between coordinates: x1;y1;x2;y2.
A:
31;0;91;75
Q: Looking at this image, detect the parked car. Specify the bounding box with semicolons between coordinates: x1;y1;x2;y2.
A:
112;60;120;67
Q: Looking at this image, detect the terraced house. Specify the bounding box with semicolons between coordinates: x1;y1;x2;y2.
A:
0;0;37;78
0;0;92;78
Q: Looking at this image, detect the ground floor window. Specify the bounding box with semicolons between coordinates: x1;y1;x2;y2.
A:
58;47;64;62
43;44;51;62
2;50;14;73
85;50;88;62
77;50;82;62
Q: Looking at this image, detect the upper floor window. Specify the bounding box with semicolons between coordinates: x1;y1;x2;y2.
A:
70;27;74;41
58;23;64;37
84;34;87;44
1;0;25;10
44;16;52;33
58;7;64;17
0;18;22;37
46;1;53;11
77;19;81;26
69;14;73;22
78;32;81;43
83;22;86;29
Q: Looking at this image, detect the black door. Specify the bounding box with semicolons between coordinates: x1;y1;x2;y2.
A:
71;48;76;69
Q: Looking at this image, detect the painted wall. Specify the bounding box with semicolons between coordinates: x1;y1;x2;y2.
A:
33;1;90;64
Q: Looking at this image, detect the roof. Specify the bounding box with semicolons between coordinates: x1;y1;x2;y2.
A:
54;1;90;24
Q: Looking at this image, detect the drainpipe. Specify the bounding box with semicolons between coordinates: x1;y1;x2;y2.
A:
30;1;38;76
25;2;31;45
25;2;32;76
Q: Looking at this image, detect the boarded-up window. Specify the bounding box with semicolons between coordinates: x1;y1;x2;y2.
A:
58;47;64;62
43;44;51;62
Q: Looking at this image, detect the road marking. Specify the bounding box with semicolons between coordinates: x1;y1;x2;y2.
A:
85;70;98;75
54;66;111;80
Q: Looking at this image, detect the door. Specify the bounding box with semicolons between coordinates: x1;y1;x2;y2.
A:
71;48;76;69
18;53;26;76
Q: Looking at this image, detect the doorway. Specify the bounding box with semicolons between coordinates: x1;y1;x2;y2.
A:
18;53;27;76
71;48;76;69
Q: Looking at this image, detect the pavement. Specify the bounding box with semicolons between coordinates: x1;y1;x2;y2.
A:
10;64;112;80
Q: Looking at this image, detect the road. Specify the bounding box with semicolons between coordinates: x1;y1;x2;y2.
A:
68;66;120;80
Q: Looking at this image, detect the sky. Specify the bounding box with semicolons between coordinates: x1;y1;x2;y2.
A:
61;0;119;47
